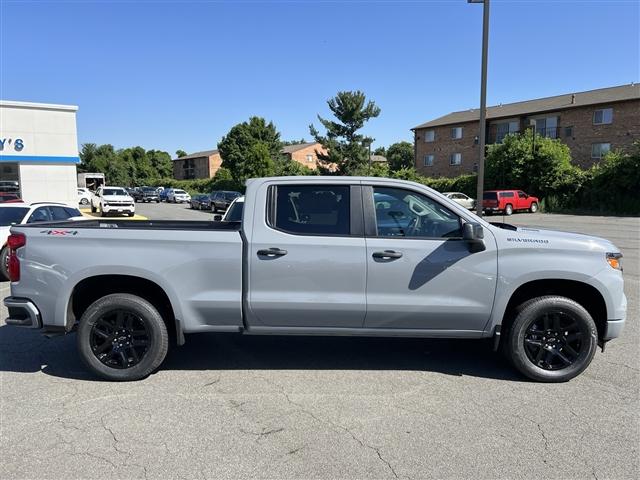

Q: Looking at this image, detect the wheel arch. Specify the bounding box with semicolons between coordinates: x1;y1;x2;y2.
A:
67;274;184;345
498;279;608;341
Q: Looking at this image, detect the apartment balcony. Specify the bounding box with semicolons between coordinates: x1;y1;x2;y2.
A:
487;125;563;144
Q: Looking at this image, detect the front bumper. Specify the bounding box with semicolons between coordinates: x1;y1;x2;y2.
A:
4;297;42;328
103;204;135;213
603;319;625;340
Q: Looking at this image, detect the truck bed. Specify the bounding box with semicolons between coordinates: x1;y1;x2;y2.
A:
19;219;242;231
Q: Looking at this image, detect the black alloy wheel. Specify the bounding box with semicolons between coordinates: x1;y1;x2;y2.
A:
523;311;584;370
90;309;151;369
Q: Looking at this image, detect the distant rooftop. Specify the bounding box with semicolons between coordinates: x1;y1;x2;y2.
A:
413;83;640;130
172;149;218;161
281;142;319;154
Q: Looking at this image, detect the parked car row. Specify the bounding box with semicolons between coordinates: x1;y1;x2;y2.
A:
190;191;242;212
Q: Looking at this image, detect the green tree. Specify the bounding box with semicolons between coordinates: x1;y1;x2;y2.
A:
175;149;188;158
485;130;574;198
218;117;283;183
373;146;386;156
386;141;414;171
147;150;173;178
309;90;381;174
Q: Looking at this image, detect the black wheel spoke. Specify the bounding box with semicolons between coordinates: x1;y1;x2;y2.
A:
563;344;580;359
524;310;586;372
565;332;582;342
90;309;150;370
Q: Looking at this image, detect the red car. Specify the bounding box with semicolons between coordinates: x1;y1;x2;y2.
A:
0;192;21;203
482;189;539;215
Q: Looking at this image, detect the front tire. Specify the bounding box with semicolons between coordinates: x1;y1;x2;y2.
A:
80;198;89;205
530;202;538;213
77;293;169;381
91;204;97;213
505;204;513;216
0;247;9;281
505;296;598;382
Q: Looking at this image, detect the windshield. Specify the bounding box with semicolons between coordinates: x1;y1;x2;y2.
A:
225;200;244;221
142;187;156;193
103;188;128;196
175;190;187;195
224;192;240;201
0;207;29;226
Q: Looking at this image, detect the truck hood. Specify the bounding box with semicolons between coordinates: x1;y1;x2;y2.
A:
103;195;133;202
491;223;620;253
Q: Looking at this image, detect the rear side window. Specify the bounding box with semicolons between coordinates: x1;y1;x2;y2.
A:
483;192;497;200
500;192;515;198
271;185;350;236
27;207;52;223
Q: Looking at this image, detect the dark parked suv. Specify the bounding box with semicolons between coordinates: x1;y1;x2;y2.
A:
211;191;241;212
133;187;160;203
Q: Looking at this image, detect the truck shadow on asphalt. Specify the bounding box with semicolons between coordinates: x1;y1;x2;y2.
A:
0;325;523;382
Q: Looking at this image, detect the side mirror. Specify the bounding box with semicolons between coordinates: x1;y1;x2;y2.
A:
213;214;223;221
462;222;485;252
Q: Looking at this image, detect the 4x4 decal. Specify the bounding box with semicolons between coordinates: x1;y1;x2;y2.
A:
40;230;79;236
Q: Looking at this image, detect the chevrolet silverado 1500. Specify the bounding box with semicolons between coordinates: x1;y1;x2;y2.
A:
3;177;626;382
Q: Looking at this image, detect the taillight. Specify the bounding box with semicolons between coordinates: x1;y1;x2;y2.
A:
7;233;26;282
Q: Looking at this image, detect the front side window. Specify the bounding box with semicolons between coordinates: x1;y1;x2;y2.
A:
225;201;244;222
450;153;462;166
424;130;435;142
518;191;527;199
271;185;350;236
424;154;434;167
451;127;463;139
593;108;613;125
373;187;461;238
591;143;611;159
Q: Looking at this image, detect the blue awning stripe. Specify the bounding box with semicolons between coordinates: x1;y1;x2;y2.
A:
0;155;80;164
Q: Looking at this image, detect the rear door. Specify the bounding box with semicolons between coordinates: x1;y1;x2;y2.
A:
363;184;497;332
247;181;367;328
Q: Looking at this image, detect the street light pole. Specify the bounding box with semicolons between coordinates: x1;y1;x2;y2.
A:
469;0;490;217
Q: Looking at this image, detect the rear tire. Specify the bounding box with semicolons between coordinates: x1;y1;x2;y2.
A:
530;202;538;213
505;204;513;215
91;204;97;213
128;212;135;217
505;296;597;382
80;198;89;205
77;293;169;381
0;247;9;281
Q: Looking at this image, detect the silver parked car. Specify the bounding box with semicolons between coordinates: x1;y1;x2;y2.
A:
443;192;476;210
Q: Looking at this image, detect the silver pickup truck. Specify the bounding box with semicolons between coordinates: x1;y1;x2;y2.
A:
3;177;626;382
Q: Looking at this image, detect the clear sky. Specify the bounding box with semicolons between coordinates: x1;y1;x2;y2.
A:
1;0;638;156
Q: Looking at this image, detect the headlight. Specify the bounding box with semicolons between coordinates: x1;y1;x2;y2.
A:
606;252;623;271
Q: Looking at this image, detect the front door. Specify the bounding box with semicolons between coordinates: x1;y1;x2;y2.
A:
248;183;367;328
363;185;497;332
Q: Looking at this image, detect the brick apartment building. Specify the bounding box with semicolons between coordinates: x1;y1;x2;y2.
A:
172;150;222;180
412;84;640;177
281;142;327;169
173;142;326;179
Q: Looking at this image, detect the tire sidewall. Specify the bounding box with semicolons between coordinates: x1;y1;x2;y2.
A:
505;204;513;215
77;294;168;381
530;202;538;213
0;246;9;280
508;296;597;382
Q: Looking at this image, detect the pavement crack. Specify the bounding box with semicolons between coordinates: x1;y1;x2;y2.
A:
240;426;285;443
203;377;221;387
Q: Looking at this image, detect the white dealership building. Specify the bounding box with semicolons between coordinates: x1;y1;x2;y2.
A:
0;100;79;205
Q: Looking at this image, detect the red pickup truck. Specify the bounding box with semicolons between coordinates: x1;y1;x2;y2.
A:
483;190;539;215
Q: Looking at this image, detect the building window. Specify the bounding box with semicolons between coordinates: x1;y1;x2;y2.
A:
564;126;573;138
534;116;558;138
593;108;613;125
450;153;462;166
306;154;313;163
494;121;520;143
451;127;463;139
424;130;435;142
591;143;611;159
423;154;434;167
183;158;195;179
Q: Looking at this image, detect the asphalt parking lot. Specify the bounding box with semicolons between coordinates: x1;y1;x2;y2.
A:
1;210;638;479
